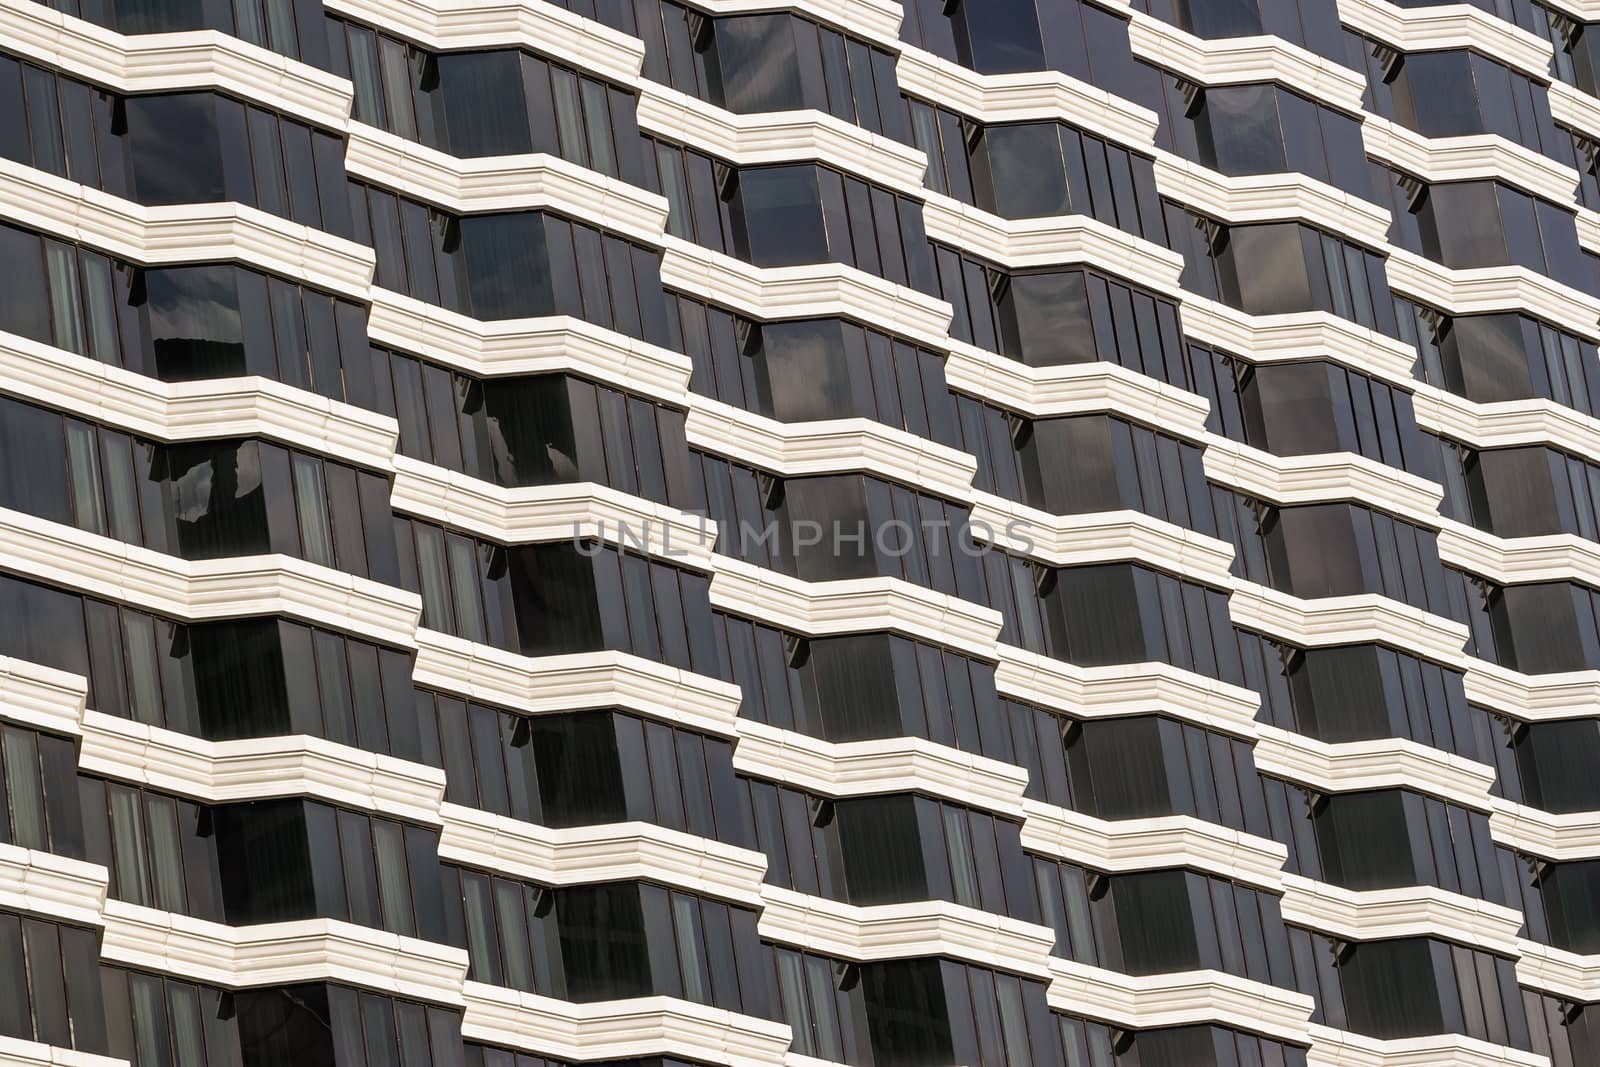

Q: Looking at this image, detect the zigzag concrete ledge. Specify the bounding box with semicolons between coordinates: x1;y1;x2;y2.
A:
2;0;1600;1063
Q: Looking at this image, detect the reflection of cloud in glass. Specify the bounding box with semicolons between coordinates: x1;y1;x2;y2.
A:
1230;225;1313;316
234;445;261;500
1010;273;1092;365
147;269;241;346
718;16;803;113
483;415;515;479
1205;85;1283;175
172;459;214;523
741;167;827;267
986;125;1068;219
764;324;852;422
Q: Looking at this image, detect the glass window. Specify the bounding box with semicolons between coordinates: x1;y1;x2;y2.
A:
22;65;66;179
43;242;86;357
1199;84;1287;176
714;15;805;114
997;270;1097;366
0;397;72;527
290;453;335;568
125;94;225;206
1394;52;1484;139
1223;224;1314;315
1178;0;1265;39
458;214;552;320
737;166;829;267
438;52;533;158
961;0;1049;73
0;224;50;344
980;125;1070;219
1421;183;1507;269
145;266;248;380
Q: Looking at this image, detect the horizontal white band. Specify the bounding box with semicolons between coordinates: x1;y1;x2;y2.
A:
1127;11;1367;111
895;46;1159;149
1337;0;1555;82
0;0;349;128
637;86;928;197
1048;956;1316;1045
1281;873;1524;955
660;237;955;350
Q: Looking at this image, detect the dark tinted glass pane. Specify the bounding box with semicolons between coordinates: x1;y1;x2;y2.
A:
439;52;534;157
459;214;552;319
126;95;224;205
716;15;805;113
739;167;829;267
1203;85;1287;175
982;125;1069;219
1227;225;1314;314
0;225;50;344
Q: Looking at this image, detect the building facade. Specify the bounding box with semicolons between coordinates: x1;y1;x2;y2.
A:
1;0;1600;1064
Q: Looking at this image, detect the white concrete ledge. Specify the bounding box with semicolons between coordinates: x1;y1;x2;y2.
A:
1254;726;1497;811
0;844;107;929
1463;657;1600;722
920;194;1185;294
0;1036;127;1067
1048;957;1315;1045
686;400;977;501
0;0;351;129
412;632;744;739
1021;800;1288;891
1228;583;1469;666
1438;520;1600;589
0;656;89;738
1414;382;1600;457
1491;798;1600;860
0;159;374;300
971;495;1237;588
995;645;1263;739
943;342;1213;442
1305;1023;1548;1067
732;719;1029;817
1549;79;1600;143
757;885;1055;976
636;87;928;197
391;459;718;569
324;0;644;85
1579;205;1600;256
1181;299;1420;388
461;984;792;1067
366;292;693;406
1516;938;1600;1003
1154;153;1392;247
439;805;768;907
685;0;904;48
1281;874;1524;955
0;509;421;646
76;712;446;825
708;555;1004;659
1338;0;1555;81
100;904;468;1004
346;125;670;245
1202;439;1445;529
0;330;398;472
660;238;955;351
1386;249;1600;339
896;46;1159;149
1127;11;1367;110
1364;118;1580;206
